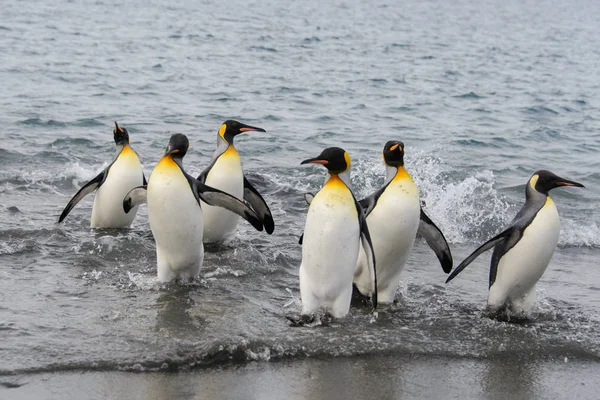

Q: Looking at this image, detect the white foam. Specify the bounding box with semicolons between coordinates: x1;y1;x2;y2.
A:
559;219;600;247
65;162;108;188
262;147;596;247
0;241;27;255
203;267;247;279
350;151;511;245
127;271;159;290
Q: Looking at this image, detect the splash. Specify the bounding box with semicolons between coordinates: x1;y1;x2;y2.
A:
559;219;600;248
345;150;512;244
64;162;108;188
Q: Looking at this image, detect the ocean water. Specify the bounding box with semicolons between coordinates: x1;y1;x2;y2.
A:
1;0;599;387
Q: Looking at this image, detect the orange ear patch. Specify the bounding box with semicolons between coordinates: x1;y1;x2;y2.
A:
529;174;539;190
219;124;227;138
343;152;351;172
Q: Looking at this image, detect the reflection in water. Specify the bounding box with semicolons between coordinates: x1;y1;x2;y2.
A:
36;355;599;400
155;286;206;339
483;357;539;400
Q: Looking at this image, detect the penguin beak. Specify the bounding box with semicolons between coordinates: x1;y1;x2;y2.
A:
555;178;585;188
301;157;329;165
238;124;266;133
390;143;400;151
114;121;124;134
164;144;179;156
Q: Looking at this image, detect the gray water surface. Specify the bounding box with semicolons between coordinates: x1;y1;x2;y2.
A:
1;0;599;379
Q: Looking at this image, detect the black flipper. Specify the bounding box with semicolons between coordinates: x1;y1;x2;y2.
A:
123;185;147;213
358;182;391;217
299;193;316;244
243;176;274;234
142;173;147;186
58;169;107;223
183;172;263;232
355;198;378;309
445;229;511;284
196;161;215;184
418;209;453;273
303;192;315;205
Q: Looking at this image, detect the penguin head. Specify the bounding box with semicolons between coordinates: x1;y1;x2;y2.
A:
113;121;130;145
219;120;266;144
529;170;584;195
383;140;405;167
164;133;189;158
301;147;351;174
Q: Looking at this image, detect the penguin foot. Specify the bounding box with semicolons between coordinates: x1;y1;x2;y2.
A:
485;304;531;323
286;311;336;327
286;313;316;327
350;284;374;308
350;284;371;307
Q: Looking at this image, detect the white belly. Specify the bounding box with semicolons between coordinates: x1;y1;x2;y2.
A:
202;155;244;243
91;152;144;228
354;180;420;303
300;186;359;317
488;198;560;310
147;166;204;276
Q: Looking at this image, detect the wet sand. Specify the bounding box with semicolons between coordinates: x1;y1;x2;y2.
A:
4;354;599;400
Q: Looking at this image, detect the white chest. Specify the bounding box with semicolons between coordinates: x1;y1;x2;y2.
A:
367;180;420;257
205;151;244;198
493;198;560;298
147;165;203;246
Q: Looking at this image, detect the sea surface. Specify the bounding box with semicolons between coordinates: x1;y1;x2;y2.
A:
1;0;599;397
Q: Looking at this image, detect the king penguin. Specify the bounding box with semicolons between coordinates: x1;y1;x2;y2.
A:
58;122;146;228
197;120;274;243
352;141;453;304
298;147;377;319
122;134;264;282
446;170;584;314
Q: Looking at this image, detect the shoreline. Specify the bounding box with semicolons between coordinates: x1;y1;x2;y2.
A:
4;354;599;400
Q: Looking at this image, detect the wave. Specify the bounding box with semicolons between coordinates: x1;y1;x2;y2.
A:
17;118;105;128
2;149;598;248
0;161;109;193
453;92;484;99
263;147;600;248
1;301;597;376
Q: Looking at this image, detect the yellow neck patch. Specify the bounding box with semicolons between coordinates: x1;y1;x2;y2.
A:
325;174;348;190
155;155;180;172
120;144;134;155
118;145;140;163
392;167;413;182
222;144;240;159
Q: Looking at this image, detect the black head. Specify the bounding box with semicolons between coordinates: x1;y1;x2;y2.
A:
383;140;405;167
301;147;351;174
164;133;189;158
113;121;130;145
529;170;584;195
219;120;266;144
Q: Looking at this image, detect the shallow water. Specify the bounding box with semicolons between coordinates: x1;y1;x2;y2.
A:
1;0;599;383
6;355;600;400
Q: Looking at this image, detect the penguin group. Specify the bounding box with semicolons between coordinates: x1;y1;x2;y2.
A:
59;121;585;321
